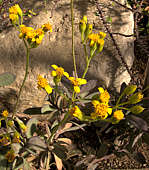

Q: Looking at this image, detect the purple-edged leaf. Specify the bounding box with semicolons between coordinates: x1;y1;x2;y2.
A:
120;82;127;95
80;80;97;94
127;115;148;131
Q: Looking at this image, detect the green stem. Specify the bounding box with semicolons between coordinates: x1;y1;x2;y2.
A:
113;101;129;110
82;53;93;79
71;0;77;77
12;39;30;118
48;112;70;143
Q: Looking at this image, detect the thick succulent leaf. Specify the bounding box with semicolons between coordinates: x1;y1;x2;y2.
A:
54;154;63;170
23;107;42;115
0;153;8;170
0;72;16;87
80;80;97;94
26;118;38;138
52;143;67;160
127;115;148;132
27;136;47;152
133;152;146;164
13;157;32;170
142;133;149;145
11;143;22;154
41;104;56;114
120;82;127;95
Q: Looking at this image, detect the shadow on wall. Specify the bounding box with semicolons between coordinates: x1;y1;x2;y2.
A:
1;0;131;85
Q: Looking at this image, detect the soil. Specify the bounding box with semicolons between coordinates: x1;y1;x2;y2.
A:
0;0;149;170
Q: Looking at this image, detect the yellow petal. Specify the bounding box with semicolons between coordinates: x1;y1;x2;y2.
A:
64;72;69;78
98;87;104;93
108;108;112;115
45;85;53;94
51;64;58;70
74;86;80;93
51;70;57;77
92;100;100;107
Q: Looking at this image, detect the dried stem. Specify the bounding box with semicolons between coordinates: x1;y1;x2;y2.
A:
95;1;134;82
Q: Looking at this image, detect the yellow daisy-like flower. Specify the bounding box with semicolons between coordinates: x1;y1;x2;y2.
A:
42;23;52;32
51;65;69;79
2;110;9;117
69;106;83;120
98;87;110;104
113;110;124;121
5;149;15;163
91;100;112;120
37;75;53;94
69;77;87;93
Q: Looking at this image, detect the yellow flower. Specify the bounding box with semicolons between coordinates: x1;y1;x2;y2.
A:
69;77;87;93
12;132;21;143
88;33;99;46
91;100;112;120
37;75;53;94
51;65;69;79
42;23;52;32
2;110;9;117
88;32;106;54
99;32;106;39
0;135;10;146
69;106;83;120
9;4;22;23
9;14;18;24
113;110;124;121
98;87;110;104
5;150;15;163
128;92;143;104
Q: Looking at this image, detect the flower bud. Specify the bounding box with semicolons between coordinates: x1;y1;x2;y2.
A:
128;92;143;104
123;85;137;96
130;105;145;114
16;117;27;132
90;42;97;57
84;24;93;41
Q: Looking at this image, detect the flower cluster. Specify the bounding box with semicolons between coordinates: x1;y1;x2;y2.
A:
19;23;52;47
9;4;52;48
5;149;15;163
79;16;106;56
9;4;23;24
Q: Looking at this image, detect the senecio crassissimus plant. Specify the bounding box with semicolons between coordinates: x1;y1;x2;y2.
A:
0;2;147;168
0;4;52;164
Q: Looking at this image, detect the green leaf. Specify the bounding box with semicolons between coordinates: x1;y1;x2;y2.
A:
41;104;56;113
0;72;16;87
26;118;38;138
106;16;112;23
